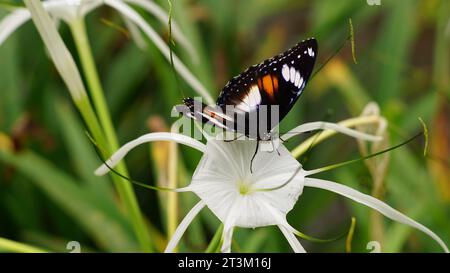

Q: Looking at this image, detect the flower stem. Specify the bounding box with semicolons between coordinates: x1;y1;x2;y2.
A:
0;237;48;253
205;224;224;253
345;217;356;253
167;141;178;248
69;19;119;150
69;19;152;252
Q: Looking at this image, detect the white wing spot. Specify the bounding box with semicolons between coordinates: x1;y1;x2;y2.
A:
299;77;304;89
236;85;261;113
308;47;315;57
290;67;296;84
282;64;290;81
294;72;300;87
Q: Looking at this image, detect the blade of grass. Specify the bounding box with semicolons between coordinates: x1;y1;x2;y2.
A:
23;0;152;252
0;9;23;131
0;150;138;252
432;0;450;96
372;0;418;104
55;100;112;193
0;237;48;253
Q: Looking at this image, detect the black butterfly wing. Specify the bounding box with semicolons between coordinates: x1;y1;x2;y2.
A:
175;98;236;131
216;64;261;114
255;38;317;119
216;38;318;135
176;38;318;140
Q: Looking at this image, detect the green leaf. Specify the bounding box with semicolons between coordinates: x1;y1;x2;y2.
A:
0;150;138;252
0;237;48;253
0;17;23;131
372;0;418;104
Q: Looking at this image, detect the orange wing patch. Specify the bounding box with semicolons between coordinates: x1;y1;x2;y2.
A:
258;74;278;100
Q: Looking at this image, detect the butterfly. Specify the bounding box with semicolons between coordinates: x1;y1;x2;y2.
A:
176;38;318;142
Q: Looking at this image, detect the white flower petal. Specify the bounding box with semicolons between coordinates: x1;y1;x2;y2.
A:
43;0;102;23
262;199;312;251
305;177;449;253
23;0;87;101
164;200;205;253
189;140;304;228
95;132;206;176
282;121;382;142
0;8;31;45
104;0;214;105
221;226;234;253
220;199;241;253
278;225;306;253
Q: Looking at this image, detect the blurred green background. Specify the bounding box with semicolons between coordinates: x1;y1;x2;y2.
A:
0;0;449;253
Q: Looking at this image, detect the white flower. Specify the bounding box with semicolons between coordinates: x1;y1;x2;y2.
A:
94;121;449;253
0;0;213;104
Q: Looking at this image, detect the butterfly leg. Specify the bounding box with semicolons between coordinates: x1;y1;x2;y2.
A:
250;140;259;173
279;135;288;143
270;138;281;156
224;133;245;142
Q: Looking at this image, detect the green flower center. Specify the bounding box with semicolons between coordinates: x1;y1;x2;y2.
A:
237;180;252;195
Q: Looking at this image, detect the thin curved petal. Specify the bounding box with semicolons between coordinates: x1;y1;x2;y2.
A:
123;0;197;61
305;177;449;253
262;200;309;248
278;225;306;253
0;8;31;45
220;199;241;253
23;0;87;101
164;200;205;253
104;0;214;104
282;121;382;142
95;132;206;176
221;226;234;253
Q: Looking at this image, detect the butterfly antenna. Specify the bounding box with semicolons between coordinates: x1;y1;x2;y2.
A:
167;0;186;99
310;17;358;80
310;33;351;80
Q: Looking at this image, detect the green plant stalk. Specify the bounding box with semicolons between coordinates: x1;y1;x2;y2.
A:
0;237;48;253
74;96;107;147
345;217;356;253
205;224;224;253
69;19;152;252
167;141;178;249
433;0;450;97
